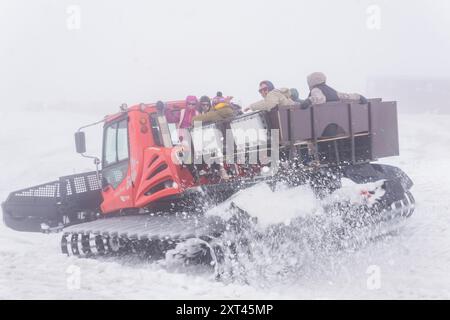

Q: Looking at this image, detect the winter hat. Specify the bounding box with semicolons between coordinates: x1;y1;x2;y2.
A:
212;92;228;106
212;97;225;106
199;96;211;111
155;100;165;112
199;95;211;104
185;95;198;105
259;80;275;92
307;72;327;89
289;88;300;101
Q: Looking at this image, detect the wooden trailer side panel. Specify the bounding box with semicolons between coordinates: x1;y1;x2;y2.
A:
370;101;400;159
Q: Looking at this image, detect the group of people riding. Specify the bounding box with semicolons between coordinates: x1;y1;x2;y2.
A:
156;72;368;130
155;92;239;130
153;72;368;181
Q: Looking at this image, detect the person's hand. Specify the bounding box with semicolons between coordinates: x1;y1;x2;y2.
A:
244;107;251;112
300;99;312;110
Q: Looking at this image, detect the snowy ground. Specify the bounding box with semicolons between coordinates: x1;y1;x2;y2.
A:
1;109;450;299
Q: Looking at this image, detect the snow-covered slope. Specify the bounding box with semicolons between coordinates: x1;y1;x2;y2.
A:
1;109;449;299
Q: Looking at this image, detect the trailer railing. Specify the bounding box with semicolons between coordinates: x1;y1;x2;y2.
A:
187;98;399;167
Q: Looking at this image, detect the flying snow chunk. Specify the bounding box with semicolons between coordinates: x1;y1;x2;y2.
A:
207;182;320;228
324;178;386;207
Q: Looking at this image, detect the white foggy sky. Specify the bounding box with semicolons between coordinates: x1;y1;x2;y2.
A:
0;0;449;109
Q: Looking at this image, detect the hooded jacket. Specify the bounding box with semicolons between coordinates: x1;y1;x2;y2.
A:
249;88;295;111
307;72;363;105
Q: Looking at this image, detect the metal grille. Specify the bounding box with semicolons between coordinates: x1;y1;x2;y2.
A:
87;174;101;190
14;182;59;198
74;176;88;194
65;180;73;196
59;172;102;197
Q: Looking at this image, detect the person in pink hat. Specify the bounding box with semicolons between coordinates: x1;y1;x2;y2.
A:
178;95;199;128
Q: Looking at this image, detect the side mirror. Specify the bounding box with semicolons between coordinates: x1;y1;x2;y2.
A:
74;131;86;154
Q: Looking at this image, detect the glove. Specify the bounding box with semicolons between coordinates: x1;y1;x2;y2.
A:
359;95;368;104
300;98;312;110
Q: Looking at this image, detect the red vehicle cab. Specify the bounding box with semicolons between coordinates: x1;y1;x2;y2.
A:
100;101;196;214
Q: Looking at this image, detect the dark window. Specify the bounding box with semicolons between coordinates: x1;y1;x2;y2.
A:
150;115;163;147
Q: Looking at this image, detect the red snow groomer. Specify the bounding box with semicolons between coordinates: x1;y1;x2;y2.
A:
2;99;414;265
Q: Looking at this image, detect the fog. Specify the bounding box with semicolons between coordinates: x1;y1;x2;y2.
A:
1;0;449;112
